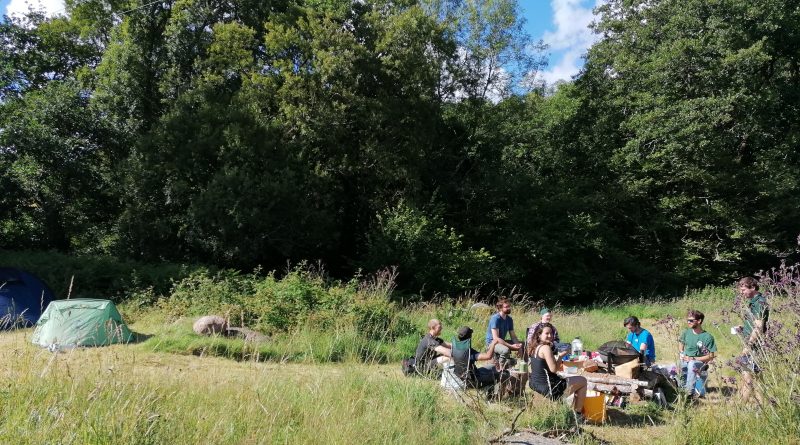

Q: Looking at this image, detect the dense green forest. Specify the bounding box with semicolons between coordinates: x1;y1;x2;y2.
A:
2;0;799;301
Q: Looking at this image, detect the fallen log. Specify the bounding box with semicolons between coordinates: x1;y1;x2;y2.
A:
582;374;650;387
588;382;638;394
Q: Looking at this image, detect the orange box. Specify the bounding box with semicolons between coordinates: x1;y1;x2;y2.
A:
582;391;606;424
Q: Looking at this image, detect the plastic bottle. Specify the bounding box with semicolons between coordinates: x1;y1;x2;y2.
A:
571;337;583;358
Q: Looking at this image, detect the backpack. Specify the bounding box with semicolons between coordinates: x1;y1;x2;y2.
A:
401;356;417;376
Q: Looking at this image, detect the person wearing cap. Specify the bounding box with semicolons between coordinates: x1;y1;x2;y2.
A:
485;298;521;368
527;307;561;346
456;326;501;387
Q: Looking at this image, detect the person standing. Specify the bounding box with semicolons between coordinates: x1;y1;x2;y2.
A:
733;276;769;405
624;316;656;366
485;298;521;367
679;310;716;398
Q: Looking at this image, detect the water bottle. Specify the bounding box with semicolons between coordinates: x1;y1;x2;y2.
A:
571;337;583;358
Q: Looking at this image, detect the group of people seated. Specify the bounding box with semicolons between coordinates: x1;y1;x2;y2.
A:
414;277;769;413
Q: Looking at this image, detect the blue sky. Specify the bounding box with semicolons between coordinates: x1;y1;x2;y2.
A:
1;0;601;84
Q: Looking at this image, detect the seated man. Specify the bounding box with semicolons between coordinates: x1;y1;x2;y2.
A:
485;298;521;368
679;310;716;397
453;326;501;388
414;319;451;376
624;316;656;366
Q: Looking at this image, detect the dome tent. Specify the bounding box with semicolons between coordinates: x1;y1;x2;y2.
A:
0;267;56;329
32;299;134;348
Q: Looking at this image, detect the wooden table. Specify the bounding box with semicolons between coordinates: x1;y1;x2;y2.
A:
558;370;658;401
496;369;529;400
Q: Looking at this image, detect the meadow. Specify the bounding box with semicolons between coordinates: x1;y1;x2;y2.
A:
1;255;799;444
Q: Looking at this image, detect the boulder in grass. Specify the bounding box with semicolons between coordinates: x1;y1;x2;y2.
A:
226;327;270;343
193;315;228;335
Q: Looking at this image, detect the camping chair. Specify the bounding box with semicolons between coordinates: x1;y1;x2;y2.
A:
449;337;498;400
521;327;532;362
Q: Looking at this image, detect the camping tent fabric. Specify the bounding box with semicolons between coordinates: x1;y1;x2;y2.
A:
31;299;133;347
0;267;55;329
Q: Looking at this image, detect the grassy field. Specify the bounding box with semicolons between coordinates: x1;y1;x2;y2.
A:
2;286;797;445
2;253;798;444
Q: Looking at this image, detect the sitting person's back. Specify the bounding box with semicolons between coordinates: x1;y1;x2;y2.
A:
451;326;500;388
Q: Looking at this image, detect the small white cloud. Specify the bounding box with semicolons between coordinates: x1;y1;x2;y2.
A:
5;0;65;17
536;0;604;85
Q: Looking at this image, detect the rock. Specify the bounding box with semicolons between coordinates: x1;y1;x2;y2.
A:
225;327;269;343
193;315;228;335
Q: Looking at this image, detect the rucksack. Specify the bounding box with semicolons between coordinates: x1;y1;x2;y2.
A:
401;356;417;376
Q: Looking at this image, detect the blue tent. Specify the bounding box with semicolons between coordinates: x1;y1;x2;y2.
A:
0;267;56;329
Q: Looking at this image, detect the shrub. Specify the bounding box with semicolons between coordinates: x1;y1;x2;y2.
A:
361;202;495;296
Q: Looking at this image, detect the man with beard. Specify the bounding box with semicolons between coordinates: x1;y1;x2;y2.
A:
485;298;521;369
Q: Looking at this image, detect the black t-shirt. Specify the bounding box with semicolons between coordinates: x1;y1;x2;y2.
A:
414;333;444;374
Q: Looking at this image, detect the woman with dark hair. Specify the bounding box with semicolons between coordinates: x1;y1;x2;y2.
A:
528;323;588;418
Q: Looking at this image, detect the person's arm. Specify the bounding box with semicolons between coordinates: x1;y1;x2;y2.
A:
491;327;515;348
694;351;715;363
699;337;717;363
744;318;764;353
433;345;451;358
442;340;452;349
638;332;649;353
477;340;498;361
508;330;522;350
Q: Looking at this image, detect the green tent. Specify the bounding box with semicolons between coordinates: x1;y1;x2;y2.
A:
31;299;134;348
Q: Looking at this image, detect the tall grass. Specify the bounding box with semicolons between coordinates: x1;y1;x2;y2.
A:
0;330;496;445
4;251;800;444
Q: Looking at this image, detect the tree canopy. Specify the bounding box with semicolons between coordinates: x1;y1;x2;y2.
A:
2;0;798;301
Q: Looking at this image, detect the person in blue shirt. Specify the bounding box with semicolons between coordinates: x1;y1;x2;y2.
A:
485;298;521;368
624;316;656;366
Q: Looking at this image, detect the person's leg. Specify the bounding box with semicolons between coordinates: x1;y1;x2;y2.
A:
493;343;513;370
564;376;587;412
740;359;765;406
474;366;498;387
684;360;701;395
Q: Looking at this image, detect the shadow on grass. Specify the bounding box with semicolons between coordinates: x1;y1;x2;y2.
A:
604;405;666;427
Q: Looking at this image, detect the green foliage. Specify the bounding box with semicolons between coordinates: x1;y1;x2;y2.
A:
0;249;206;299
3;0;800;301
363;202;495;295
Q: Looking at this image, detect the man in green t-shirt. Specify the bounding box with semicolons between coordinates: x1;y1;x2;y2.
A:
733;277;769;405
679;309;716;397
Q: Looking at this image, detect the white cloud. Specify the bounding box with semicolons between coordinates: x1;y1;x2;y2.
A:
5;0;65;17
537;0;604;85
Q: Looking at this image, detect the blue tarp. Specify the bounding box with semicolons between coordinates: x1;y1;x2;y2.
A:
0;267;56;329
